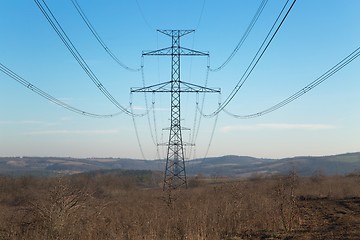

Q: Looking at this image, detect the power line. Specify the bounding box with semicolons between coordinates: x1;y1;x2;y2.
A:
189;66;221;160
185;32;205;159
0;63;122;118
200;0;296;118
202;105;220;159
135;0;154;30
223;45;360;119
189;94;199;159
210;0;269;72
195;0;206;29
189;62;211;159
140;58;158;146
200;94;221;160
130;93;147;159
152;93;162;160
160;129;166;159
34;0;146;117
71;0;140;72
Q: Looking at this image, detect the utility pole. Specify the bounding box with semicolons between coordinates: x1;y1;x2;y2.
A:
131;30;220;190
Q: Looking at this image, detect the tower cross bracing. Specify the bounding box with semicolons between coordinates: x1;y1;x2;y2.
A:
131;30;220;190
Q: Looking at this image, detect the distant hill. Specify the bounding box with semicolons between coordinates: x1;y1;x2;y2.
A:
0;157;163;176
0;152;360;177
185;152;360;176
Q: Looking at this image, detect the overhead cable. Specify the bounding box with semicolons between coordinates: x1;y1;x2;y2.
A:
210;0;269;72
135;0;154;30
189;94;199;159
200;0;296;118
140;59;157;145
152;93;162;160
0;63;122;118
130;93;147;159
223;45;360;119
202;105;220;159
71;0;140;72
195;0;206;29
191;64;210;148
189;57;210;159
34;0;146;117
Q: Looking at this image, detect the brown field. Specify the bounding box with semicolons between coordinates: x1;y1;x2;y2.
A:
1;171;360;239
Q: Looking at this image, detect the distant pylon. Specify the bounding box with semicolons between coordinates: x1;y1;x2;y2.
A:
131;30;220;190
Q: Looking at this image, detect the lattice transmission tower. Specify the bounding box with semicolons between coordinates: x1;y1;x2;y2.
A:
131;30;220;190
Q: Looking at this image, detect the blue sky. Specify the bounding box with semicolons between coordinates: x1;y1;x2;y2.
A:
0;0;359;159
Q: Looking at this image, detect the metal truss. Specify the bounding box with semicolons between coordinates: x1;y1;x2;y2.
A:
131;30;220;190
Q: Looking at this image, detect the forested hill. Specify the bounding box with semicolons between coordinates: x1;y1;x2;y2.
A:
1;152;359;177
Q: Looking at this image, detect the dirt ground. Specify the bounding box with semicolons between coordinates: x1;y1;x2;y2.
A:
296;197;360;240
244;197;360;240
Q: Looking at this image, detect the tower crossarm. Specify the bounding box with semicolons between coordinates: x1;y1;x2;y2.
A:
131;81;219;93
179;81;220;93
179;47;209;56
131;81;171;93
157;142;195;147
162;127;191;131
143;47;208;56
157;29;194;38
142;47;173;56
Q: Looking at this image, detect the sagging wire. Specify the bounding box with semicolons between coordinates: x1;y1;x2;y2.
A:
210;0;269;72
130;92;147;159
199;0;297;118
71;0;141;72
141;56;158;146
223;45;360;119
0;63;122;118
34;0;147;117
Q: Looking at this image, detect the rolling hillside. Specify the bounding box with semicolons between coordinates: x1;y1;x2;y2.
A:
0;152;359;177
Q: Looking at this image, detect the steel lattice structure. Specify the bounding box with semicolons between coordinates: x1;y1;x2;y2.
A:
131;30;220;190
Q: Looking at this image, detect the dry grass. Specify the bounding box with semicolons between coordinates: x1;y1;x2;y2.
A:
0;172;360;239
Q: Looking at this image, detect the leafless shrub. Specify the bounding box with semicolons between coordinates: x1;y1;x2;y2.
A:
271;171;300;232
20;178;92;239
1;172;360;239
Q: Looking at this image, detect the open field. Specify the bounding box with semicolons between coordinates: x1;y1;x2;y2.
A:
1;171;360;239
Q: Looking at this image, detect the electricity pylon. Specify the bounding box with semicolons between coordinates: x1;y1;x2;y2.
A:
131;30;220;190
